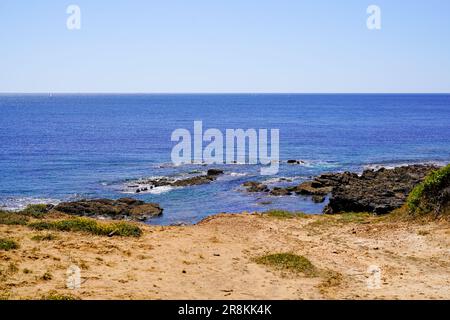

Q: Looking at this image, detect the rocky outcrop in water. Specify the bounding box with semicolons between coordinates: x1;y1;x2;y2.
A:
130;169;224;193
242;181;270;193
286;160;306;165
241;164;439;214
54;198;163;221
322;165;438;214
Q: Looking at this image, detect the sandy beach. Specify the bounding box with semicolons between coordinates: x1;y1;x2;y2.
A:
1;212;449;300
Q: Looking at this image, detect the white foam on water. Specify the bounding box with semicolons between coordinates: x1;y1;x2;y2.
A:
261;175;305;185
229;172;248;177
363;160;446;171
0;197;61;211
148;186;176;194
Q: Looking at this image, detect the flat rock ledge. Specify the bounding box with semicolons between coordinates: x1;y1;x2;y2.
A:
53;198;163;221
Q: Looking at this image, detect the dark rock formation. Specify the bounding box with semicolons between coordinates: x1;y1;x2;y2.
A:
54;198;163;221
287;160;306;165
240;164;439;214
323;165;438;215
242;181;270;193
269;187;292;196
129;169;224;193
207;169;224;176
294;181;333;196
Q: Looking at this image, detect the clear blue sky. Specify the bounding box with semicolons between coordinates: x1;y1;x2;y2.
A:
1;0;449;93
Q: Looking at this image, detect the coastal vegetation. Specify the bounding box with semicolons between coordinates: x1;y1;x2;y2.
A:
254;253;318;277
263;210;307;219
0;211;29;225
1;205;143;237
31;233;59;242
0;204;51;225
407;164;450;216
41;291;79;300
28;217;142;237
0;238;19;251
21;204;51;218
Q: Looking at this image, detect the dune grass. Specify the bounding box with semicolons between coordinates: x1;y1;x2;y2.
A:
254;253;318;277
28;217;142;237
0;211;29;225
31;233;59;242
20;204;50;218
0;204;52;226
0;238;19;251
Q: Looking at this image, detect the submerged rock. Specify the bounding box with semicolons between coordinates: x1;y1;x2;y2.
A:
54;198;163;221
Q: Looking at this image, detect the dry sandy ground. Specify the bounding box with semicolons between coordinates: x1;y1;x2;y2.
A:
1;213;449;300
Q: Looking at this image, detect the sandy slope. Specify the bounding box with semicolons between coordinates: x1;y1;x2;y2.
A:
1;213;449;300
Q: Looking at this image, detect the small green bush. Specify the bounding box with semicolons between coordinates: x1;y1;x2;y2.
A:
0;238;19;251
407;164;450;214
254;253;317;277
0;211;29;225
20;204;50;218
28;217;142;237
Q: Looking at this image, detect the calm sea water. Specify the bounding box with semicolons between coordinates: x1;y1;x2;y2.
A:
0;94;449;224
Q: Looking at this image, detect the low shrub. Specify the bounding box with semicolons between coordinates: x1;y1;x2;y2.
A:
407;164;450;215
0;211;29;225
28;217;142;237
21;204;50;218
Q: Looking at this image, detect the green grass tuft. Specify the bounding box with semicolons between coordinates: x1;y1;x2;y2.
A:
407;164;450;214
0;204;51;226
338;212;373;223
0;238;19;251
28;217;142;237
42;291;80;300
264;210;307;219
20;204;50;218
31;233;58;242
254;253;317;277
0;211;30;225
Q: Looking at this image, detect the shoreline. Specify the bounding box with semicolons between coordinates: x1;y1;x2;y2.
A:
1;161;447;219
1;163;449;300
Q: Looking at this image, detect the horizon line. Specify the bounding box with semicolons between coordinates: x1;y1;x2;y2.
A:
1;92;450;95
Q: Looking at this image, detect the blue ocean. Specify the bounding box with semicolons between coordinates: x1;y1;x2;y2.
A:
0;94;449;224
